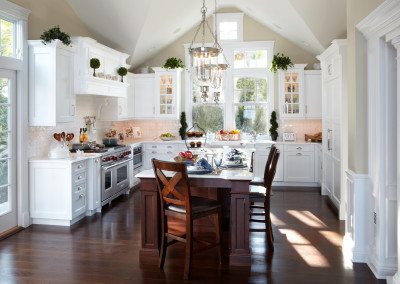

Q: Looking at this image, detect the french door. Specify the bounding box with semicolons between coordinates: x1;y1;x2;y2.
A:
0;69;17;233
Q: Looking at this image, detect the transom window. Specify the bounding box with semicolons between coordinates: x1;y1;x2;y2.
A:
0;18;15;58
215;13;243;42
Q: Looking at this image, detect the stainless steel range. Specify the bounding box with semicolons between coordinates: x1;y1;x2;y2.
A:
99;146;132;205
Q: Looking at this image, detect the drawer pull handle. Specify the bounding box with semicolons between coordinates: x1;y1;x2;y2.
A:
167;146;172;148
167;151;173;154
296;153;303;156
296;147;302;150
151;151;157;154
152;146;157;148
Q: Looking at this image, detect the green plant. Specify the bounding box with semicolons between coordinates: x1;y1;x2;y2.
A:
179;112;188;140
269;111;279;141
40;26;71;46
90;58;100;77
163;57;185;69
269;53;293;73
117;67;128;82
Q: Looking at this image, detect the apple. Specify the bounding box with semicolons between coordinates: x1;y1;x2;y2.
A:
179;152;186;158
185;151;193;159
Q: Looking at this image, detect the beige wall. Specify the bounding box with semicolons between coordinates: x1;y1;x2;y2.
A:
8;0;91;39
136;8;319;114
347;0;384;173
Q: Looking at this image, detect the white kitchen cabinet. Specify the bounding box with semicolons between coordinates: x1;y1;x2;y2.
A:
283;150;315;182
143;142;186;170
153;68;182;119
29;158;89;226
278;64;307;119
318;39;347;216
133;68;182;119
304;70;322;119
28;40;75;126
133;74;156;118
254;144;283;182
72;37;130;98
98;73;135;121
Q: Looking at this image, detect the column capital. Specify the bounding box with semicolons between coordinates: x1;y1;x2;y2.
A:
392;35;400;50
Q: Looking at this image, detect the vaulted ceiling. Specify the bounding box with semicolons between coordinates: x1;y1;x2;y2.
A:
66;0;346;68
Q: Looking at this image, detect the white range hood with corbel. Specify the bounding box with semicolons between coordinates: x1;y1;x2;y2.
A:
72;37;130;98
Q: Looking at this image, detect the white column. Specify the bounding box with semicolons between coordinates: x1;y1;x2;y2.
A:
388;35;400;284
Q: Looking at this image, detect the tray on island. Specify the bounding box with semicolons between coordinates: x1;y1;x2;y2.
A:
187;166;213;175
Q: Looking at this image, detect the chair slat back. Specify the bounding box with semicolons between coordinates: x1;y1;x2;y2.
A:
265;150;280;193
263;144;277;187
152;159;191;209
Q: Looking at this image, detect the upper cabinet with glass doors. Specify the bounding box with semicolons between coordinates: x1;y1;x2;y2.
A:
278;64;307;119
153;68;181;119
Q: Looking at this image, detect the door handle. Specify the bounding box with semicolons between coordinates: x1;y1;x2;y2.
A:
327;129;332;151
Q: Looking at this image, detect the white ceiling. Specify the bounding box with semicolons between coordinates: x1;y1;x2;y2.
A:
66;0;346;68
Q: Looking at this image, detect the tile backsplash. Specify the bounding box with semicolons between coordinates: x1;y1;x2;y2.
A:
279;119;322;142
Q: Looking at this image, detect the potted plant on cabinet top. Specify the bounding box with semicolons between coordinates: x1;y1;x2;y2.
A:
269;111;279;141
40;25;71;46
90;58;100;77
117;67;128;82
163;57;185;69
269;53;293;73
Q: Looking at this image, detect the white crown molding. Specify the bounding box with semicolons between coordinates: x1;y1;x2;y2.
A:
0;0;30;21
357;0;400;40
317;39;347;61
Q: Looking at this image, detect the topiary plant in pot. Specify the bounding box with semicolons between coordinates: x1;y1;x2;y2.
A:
269;111;279;141
40;25;71;46
269;53;293;73
179;112;188;140
117;67;128;82
163;57;185;69
90;58;101;77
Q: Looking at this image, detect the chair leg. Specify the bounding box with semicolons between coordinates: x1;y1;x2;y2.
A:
214;208;223;264
269;215;274;242
184;219;193;280
265;202;274;250
159;215;168;269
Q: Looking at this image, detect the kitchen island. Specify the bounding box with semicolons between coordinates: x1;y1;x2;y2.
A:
136;167;254;267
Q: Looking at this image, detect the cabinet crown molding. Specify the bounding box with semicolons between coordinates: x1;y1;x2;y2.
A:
357;0;400;40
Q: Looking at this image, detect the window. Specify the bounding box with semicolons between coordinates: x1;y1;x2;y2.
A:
0;18;15;57
215;13;243;42
185;41;274;135
234;77;268;133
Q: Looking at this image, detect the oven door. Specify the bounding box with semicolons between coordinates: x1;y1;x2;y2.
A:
115;159;131;195
101;165;114;202
133;152;142;169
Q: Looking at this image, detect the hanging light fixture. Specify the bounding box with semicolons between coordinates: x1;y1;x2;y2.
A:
189;0;228;102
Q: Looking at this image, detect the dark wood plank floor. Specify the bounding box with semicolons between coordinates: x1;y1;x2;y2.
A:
0;188;384;283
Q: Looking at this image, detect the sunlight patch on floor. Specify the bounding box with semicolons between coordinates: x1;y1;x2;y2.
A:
279;228;330;268
270;212;286;226
287;210;328;228
319;230;342;247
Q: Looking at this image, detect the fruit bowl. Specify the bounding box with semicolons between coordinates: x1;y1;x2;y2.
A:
160;136;175;141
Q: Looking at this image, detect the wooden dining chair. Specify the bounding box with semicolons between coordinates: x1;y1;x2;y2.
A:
249;150;280;250
250;144;277;186
152;159;223;280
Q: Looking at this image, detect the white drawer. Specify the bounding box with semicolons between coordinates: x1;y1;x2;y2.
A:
72;161;86;173
284;144;314;152
73;171;87;184
73;182;86;194
72;190;86;218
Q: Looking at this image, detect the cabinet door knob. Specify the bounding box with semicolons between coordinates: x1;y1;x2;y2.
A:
77;186;82;191
77;165;82;169
78;175;82;180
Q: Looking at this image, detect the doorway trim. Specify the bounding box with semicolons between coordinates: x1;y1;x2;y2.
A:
0;0;30;229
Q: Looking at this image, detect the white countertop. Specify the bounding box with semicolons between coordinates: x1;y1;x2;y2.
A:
29;153;102;163
135;168;254;181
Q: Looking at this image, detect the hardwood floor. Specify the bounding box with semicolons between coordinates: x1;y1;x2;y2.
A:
0;188;384;283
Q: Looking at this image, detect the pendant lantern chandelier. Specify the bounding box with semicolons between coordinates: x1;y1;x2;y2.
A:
189;0;229;102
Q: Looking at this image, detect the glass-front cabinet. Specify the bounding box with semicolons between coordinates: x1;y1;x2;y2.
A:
278;64;307;118
153;68;182;119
